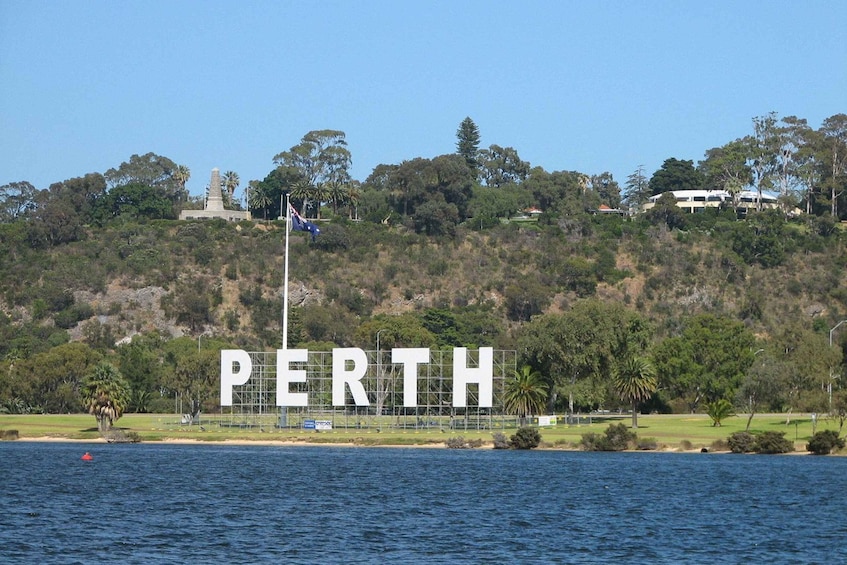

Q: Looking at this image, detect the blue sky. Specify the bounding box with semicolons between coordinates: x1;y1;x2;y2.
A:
1;1;845;198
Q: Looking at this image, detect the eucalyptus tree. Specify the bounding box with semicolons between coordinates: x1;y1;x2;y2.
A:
385;154;475;227
11;342;101;414
523;168;585;214
737;349;781;431
517;300;651;414
83;361;130;432
590;172;622;209
792;128;824;214
27;173;107;246
613;356;656;428
771;322;841;420
774;116;813;200
746;112;781;211
0;181;38;222
354;317;438;415
105;152;187;201
273;130;352;216
820;113;847;218
387;158;433;216
163;337;221;421
652;314;757;413
478;144;530;188
699;140;751;209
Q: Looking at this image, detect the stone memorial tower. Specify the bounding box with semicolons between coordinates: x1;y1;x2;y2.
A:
179;168;251;221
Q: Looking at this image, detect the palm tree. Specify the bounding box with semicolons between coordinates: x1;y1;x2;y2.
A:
326;180;348;215
248;183;272;222
310;183;330;219
222;171;240;201
347;180;362;220
289;180;313;215
83;362;130;432
503;365;548;425
707;398;734;427
173;165;191;200
613;356;657;429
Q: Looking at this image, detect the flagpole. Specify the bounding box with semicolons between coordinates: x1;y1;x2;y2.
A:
282;193;290;351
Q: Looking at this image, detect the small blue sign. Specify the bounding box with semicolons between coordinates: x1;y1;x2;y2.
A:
303;419;316;430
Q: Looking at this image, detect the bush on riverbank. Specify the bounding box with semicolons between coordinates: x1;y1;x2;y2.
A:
445;436;483;449
753;431;794;454
728;430;794;454
806;430;845;455
492;432;510;449
580;423;637;451
728;431;755;453
510;426;541;449
1;429;19;440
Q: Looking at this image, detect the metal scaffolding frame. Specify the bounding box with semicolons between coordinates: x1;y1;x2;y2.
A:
221;349;517;430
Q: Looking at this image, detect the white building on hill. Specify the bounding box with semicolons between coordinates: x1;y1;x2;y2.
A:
641;189;781;216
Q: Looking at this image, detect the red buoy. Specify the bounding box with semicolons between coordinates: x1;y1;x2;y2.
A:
81;452;93;461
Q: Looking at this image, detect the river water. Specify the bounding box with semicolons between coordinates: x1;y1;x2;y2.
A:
1;442;845;563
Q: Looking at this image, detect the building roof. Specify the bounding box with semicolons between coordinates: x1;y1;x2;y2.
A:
647;189;779;203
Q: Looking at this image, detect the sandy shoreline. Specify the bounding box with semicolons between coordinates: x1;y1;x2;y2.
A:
8;436;703;452
13;436;445;448
9;436;821;454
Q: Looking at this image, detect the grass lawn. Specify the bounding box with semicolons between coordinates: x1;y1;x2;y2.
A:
1;412;841;451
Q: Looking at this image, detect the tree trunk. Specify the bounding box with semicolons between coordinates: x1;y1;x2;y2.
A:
631;400;638;429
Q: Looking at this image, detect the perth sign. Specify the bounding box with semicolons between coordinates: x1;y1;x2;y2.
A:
221;347;494;408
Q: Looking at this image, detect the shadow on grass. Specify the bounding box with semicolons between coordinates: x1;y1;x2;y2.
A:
765;418;810;427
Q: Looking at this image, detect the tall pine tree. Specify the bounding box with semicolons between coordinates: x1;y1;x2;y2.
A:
456;117;481;175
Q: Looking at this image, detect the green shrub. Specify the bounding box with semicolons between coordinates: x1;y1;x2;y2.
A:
753;431;794;454
510;426;541;450
710;438;729;452
637;437;658;450
446;436;483;449
579;432;604;451
604;423;637;450
446;436;468;449
1;429;19;440
580;423;637;451
806;430;845;455
54;303;94;329
492;432;509;449
728;431;755;453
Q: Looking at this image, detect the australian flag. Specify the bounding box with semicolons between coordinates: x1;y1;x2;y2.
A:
289;203;320;241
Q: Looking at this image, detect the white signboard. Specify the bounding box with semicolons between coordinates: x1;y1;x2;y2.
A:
221;347;494;408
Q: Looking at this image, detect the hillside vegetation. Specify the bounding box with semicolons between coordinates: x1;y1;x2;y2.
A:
2;114;847;420
1;209;846;418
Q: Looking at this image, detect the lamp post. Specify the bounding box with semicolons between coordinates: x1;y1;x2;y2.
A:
828;320;847;410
